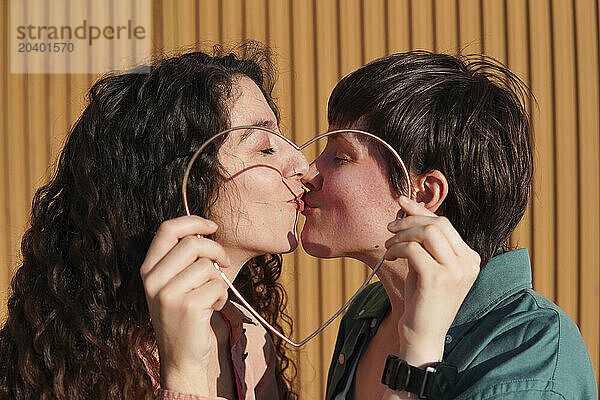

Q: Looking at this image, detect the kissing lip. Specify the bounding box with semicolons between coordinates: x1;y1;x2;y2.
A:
301;192;319;215
302;192;318;209
288;198;305;212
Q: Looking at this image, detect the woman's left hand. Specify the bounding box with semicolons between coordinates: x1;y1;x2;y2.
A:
384;195;481;366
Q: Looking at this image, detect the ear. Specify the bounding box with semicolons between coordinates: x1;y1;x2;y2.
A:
412;170;449;213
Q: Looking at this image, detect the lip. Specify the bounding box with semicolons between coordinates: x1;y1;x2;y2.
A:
289;198;305;212
301;192;318;215
302;193;318;208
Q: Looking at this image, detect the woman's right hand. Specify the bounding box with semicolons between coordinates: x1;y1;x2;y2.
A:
140;215;231;395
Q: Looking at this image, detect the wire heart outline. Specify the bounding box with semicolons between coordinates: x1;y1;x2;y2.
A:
182;126;412;347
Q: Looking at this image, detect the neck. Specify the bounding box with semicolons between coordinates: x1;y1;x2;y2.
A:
360;252;408;324
218;246;257;282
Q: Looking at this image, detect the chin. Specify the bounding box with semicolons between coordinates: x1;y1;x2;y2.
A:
300;229;336;258
283;236;299;253
264;232;299;254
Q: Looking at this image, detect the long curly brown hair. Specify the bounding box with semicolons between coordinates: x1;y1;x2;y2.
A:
0;43;297;400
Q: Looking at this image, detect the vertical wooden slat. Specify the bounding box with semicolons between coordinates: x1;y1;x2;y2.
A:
457;0;482;54
410;0;434;50
482;0;506;62
113;0;131;70
290;1;322;398
363;0;387;62
68;1;93;131
26;2;50;207
529;0;556;301
0;0;9;320
198;0;221;45
574;0;600;384
6;3;28;283
221;0;244;45
161;0;178;51
244;0;267;43
47;68;69;182
506;0;533;254
178;0;198;49
151;0;164;53
26;73;49;199
434;0;459;53
314;0;344;380
551;0;579;321
47;3;69;186
131;0;150;65
339;0;362;76
387;0;411;54
267;1;293;139
91;0;111;75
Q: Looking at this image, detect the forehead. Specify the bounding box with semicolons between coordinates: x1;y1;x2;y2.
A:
222;77;279;147
229;75;274;117
237;119;279;143
327;131;372;150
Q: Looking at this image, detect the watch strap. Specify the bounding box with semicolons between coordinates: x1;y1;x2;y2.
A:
382;355;456;399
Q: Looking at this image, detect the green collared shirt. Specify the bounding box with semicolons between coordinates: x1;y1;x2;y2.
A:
326;249;597;399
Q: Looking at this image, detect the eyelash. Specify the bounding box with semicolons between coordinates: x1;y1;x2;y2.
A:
334;156;350;164
261;147;275;155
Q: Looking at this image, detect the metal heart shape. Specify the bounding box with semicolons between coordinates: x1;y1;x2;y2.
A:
182;126;411;347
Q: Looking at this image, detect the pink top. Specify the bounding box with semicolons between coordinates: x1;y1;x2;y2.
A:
156;301;279;400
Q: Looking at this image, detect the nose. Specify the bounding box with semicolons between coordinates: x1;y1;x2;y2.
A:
301;162;322;191
284;149;309;179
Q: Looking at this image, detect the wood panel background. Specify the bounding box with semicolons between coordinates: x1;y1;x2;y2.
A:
1;0;599;397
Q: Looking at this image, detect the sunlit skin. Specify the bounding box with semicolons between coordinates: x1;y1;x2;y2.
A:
140;75;308;398
301;130;413;399
301;126;479;400
212;76;308;281
301;131;402;264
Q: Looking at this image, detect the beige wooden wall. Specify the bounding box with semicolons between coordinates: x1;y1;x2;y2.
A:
1;0;599;397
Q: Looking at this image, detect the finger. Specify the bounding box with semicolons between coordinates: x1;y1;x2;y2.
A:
142;236;230;291
384;241;438;280
384;224;456;266
166;279;228;323
155;258;220;300
141;215;219;275
388;215;470;256
398;195;438;217
388;215;437;233
188;279;229;313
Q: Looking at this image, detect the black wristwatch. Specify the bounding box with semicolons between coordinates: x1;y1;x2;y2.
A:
381;355;456;399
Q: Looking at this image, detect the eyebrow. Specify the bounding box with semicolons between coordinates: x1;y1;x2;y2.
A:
329;131;360;146
239;119;278;142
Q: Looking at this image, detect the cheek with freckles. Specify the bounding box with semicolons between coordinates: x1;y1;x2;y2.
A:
303;165;399;257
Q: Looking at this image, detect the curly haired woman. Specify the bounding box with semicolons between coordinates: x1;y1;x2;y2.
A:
0;43;307;400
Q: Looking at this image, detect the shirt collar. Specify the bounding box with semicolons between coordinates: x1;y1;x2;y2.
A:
220;300;257;346
352;281;391;321
221;300;257;325
348;249;532;327
450;248;532;327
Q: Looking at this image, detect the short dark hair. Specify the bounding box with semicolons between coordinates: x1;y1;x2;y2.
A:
328;51;533;267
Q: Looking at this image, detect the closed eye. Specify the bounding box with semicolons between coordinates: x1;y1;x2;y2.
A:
261;147;276;155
